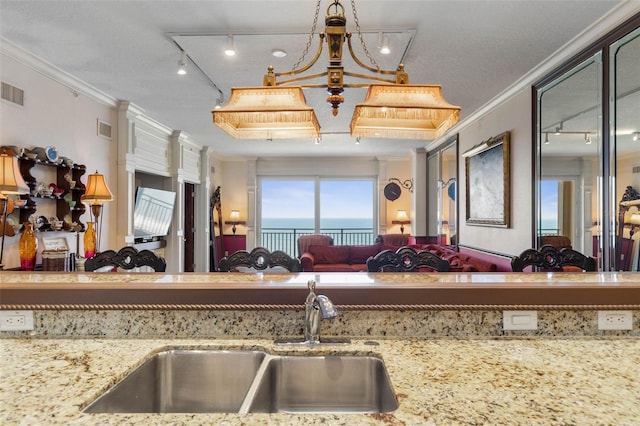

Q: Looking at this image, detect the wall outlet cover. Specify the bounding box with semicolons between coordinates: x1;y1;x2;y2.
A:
0;310;35;331
597;310;633;330
503;310;538;330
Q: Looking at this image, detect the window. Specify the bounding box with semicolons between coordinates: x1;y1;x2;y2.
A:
260;177;375;255
539;180;561;235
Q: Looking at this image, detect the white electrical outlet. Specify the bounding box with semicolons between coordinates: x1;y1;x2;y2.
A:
503;310;538;330
0;310;35;331
597;310;633;330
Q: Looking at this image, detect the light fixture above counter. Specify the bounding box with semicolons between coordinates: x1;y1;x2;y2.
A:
211;0;460;141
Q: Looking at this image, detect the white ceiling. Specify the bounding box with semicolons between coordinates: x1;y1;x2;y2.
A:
0;0;625;158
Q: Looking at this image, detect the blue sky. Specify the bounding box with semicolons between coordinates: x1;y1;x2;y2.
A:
540;180;558;225
261;179;373;219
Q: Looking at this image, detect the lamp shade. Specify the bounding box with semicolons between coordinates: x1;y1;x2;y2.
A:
0;153;29;194
229;210;240;221
213;86;320;139
395;209;409;221
351;84;461;140
81;171;113;204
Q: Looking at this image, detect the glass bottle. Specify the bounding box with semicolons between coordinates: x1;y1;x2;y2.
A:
84;222;96;258
19;222;38;270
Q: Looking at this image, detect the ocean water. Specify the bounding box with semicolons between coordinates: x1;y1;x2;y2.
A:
539;218;558;232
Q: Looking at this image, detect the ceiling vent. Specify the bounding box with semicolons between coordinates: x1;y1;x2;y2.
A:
633;166;640;174
97;119;112;140
1;81;25;106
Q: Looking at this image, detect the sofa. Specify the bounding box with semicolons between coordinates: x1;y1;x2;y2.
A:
300;243;395;272
300;243;497;272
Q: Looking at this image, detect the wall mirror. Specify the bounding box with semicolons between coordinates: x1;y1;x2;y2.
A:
536;22;640;271
537;53;601;262
611;27;640;271
427;136;458;247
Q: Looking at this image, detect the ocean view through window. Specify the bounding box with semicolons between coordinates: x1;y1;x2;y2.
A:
260;178;375;255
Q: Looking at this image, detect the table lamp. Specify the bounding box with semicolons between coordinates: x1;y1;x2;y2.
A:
392;209;411;234
225;210;245;253
0;150;30;269
81;170;113;253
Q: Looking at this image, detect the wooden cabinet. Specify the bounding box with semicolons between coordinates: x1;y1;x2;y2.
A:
15;155;87;231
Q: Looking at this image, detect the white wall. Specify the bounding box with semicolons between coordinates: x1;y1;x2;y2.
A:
221;159;249;236
384;159;413;235
457;87;533;256
1;53;116;268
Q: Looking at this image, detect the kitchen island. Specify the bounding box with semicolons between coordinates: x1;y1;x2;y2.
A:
2;337;640;425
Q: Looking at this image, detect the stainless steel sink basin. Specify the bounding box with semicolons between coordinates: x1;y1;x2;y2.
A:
83;349;398;414
245;355;398;413
83;349;266;413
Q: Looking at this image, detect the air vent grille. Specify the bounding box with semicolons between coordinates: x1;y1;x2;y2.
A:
1;81;24;106
633;166;640;174
97;119;112;140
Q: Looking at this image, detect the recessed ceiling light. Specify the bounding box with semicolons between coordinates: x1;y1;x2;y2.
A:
272;48;287;58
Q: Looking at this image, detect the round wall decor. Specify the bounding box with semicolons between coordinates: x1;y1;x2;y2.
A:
384;182;401;201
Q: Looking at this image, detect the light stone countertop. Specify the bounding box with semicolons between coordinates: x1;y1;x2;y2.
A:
1;337;639;425
3;271;640;309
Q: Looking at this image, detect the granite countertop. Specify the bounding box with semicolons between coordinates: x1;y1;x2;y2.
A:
1;338;639;425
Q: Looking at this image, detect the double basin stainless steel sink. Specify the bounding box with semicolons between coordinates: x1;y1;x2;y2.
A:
83;349;398;414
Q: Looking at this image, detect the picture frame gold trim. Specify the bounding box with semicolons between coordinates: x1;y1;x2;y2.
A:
463;131;510;227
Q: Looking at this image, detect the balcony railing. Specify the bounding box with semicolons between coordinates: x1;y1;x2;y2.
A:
261;227;375;257
539;228;561;235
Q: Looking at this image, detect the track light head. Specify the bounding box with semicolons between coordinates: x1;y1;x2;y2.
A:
177;52;187;75
225;35;236;56
378;33;390;55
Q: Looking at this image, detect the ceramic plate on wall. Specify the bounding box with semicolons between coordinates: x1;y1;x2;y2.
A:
45;146;58;162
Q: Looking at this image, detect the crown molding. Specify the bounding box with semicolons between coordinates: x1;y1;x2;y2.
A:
426;1;640;152
1;37;118;108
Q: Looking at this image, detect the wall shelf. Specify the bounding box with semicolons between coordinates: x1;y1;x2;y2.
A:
14;153;87;232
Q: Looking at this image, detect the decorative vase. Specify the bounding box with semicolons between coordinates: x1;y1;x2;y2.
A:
84;222;96;258
19;223;38;270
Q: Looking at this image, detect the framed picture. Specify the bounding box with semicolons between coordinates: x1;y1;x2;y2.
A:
463;131;510;227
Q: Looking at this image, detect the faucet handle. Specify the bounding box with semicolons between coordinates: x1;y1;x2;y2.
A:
307;279;316;293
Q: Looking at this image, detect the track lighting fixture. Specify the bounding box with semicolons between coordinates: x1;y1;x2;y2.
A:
585;133;592;144
177;51;187;75
634;132;639;141
225;34;236;56
544;133;550;145
214;97;223;109
355;136;361;145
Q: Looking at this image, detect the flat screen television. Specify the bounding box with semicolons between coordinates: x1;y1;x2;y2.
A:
133;187;176;242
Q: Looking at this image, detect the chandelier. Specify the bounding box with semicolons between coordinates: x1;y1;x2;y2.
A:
212;0;460;140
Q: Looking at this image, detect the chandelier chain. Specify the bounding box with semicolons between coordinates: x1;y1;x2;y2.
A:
350;0;379;70
292;0;322;71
